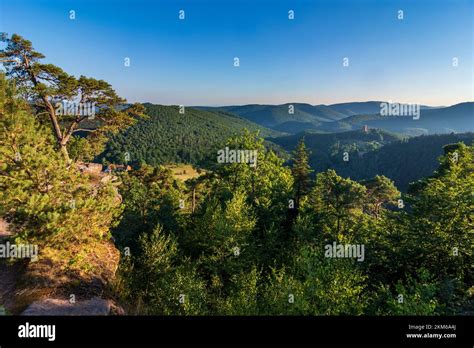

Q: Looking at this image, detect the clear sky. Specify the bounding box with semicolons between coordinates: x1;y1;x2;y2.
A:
1;0;473;106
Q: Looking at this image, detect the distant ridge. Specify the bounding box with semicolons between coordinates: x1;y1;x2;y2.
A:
198;102;473;135
319;102;474;135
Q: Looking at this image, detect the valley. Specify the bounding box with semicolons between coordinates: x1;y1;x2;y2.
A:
99;102;474;192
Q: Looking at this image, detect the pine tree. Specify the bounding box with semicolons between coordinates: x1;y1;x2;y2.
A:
404;142;473;283
0;34;145;161
0;73;122;278
291;138;313;210
311;170;366;241
362;175;400;219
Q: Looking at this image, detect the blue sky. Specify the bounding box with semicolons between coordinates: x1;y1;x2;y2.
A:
1;0;473;106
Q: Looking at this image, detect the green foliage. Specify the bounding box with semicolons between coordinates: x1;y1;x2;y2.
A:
2;80;116;314
403;143;473;282
262;245;368;315
2;60;472;316
273;129;474;191
215;267;261;315
114;122;473;315
121;225;208;315
100;104;281;166
351;132;474;191
311;169;367;241
216;130;294;229
0;74;122;277
1;34;145;161
113;164;185;249
291;138;313;209
68;133;108;162
361;175;400;219
376;270;443;315
272;128;405;162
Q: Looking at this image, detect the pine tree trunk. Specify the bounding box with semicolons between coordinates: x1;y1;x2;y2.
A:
60;145;71;164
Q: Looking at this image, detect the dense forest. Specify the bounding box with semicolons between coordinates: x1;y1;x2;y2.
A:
198;103;348;132
99;103;282;166
110;133;473;315
273;130;474;191
0;34;472;316
101;113;474;192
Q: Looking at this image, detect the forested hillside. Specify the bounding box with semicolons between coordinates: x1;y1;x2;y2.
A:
101;106;474;192
271;128;406;151
99;104;283;166
202;103;336;133
335;132;474;191
274;130;474;191
328;101;395;116
201;102;462;135
318;103;474;135
113;131;474;315
199;103;347;131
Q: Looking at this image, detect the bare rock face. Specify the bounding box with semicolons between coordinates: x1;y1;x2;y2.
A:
76;162;103;175
2;161;124;315
16;239;122;315
0;218;12;238
21;297;123;316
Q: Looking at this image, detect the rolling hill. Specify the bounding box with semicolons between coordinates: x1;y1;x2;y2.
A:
98;102;474;190
98;104;283;166
319;102;474;135
198;103;348;133
199;101;462;135
271;128;406;174
338;132;474;191
273;129;474;191
326;101;390;116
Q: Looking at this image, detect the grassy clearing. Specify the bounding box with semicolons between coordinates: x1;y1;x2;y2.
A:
165;164;205;182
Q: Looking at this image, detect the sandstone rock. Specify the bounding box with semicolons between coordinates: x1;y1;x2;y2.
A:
21;297;115;316
76;162;103;175
0;218;12;238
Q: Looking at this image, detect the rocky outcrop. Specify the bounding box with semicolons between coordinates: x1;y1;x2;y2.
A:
1;162;124;315
21;297;124;316
76;162;103;175
0;218;12;239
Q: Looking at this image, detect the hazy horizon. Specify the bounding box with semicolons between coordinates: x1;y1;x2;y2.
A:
168;100;463;108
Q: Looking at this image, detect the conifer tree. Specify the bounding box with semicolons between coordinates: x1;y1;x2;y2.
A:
0;73;122;274
362;175;400;219
311;170;366;240
404;142;474;282
0;34;145;161
291;138;313;210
